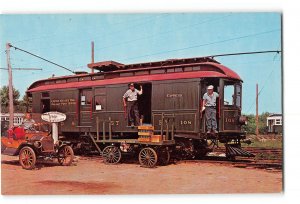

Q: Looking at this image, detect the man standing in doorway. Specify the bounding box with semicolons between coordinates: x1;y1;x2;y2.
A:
202;85;219;133
123;83;143;127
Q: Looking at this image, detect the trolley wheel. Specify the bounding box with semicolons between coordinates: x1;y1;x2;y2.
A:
158;148;170;166
58;145;74;166
102;146;122;164
19;146;37;170
139;147;158;168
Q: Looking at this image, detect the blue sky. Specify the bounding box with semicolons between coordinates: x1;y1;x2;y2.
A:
0;13;281;114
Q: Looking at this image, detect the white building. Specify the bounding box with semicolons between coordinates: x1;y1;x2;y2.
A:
267;113;282;134
0;113;25;126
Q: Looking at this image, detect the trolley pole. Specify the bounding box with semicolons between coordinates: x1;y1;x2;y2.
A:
91;41;94;74
6;43;14;128
256;83;259;136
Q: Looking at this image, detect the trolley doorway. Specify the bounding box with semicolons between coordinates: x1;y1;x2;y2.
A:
138;83;152;124
79;89;93;126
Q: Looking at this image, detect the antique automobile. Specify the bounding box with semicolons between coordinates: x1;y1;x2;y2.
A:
1;112;74;170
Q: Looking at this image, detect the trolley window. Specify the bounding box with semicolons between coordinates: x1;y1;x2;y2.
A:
235;83;242;109
80;90;92;105
94;95;106;111
224;84;234;106
224;82;242;108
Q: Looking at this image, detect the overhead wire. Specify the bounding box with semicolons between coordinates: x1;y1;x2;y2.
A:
69;14;234;69
245;51;281;114
91;14;233;53
1;14;171;73
1;16;282;102
2;14;171;70
3;15;277;71
0;68;42;70
61;15;232;62
121;28;281;62
4;14;231;71
9;44;74;73
73;28;280;69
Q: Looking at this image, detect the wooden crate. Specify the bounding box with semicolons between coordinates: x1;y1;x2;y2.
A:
151;135;162;143
138;131;153;136
138;125;154;142
138;125;154;130
138;136;151;142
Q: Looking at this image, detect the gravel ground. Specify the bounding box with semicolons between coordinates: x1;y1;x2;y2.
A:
1;155;282;195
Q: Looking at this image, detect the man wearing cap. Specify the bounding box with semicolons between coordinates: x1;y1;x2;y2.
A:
123;83;143;126
202;85;219;133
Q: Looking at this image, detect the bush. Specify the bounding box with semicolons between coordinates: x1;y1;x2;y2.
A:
242;112;271;135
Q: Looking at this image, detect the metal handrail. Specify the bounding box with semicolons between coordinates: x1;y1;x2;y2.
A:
160;113;175;141
96;116;112;141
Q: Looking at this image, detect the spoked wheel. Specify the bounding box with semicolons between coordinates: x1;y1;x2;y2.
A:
158;148;170;166
139;147;158;168
58;145;74;166
102;146;122;164
19;146;37;170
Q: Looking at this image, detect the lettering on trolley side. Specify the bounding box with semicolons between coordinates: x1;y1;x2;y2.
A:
166;93;183;98
51;99;76;106
110;120;120;126
225;117;235;123
180;120;192;125
157;119;192;126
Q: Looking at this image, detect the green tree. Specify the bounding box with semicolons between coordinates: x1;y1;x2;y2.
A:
258;112;271;134
17;94;30;112
242;112;271;135
0;85;20;108
242;114;256;134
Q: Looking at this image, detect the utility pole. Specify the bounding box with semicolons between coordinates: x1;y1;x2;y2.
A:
91;41;94;74
256;83;259;136
6;43;14;128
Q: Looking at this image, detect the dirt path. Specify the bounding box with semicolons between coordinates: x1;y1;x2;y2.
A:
1;155;282;195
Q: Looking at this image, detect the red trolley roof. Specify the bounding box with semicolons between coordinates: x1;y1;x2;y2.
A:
27;57;242;93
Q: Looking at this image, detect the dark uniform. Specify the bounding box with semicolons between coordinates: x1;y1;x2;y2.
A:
123;87;143;126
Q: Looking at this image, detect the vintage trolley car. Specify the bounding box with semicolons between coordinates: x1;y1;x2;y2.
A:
26;56;253;167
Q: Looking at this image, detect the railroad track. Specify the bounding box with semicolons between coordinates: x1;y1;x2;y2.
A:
79;147;283;170
178;158;282;170
176;157;282;170
243;147;282;153
178;147;283;171
216;147;282;158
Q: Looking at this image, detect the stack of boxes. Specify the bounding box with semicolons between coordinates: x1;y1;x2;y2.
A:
137;125;162;143
138;125;153;142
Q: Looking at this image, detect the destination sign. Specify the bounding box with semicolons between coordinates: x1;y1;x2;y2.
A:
41;111;67;123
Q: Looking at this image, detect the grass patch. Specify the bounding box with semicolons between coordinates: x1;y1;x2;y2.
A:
243;139;282;149
254;152;281;161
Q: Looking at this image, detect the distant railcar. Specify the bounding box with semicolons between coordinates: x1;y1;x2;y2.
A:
26;57;253;167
